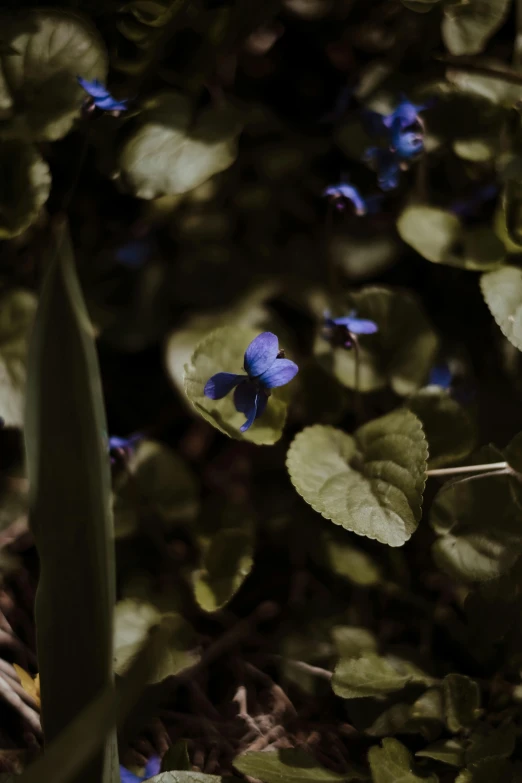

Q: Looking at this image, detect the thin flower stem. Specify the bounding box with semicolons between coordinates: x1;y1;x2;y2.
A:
426;461;509;477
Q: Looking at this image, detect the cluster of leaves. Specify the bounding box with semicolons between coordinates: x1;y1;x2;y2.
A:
6;0;522;783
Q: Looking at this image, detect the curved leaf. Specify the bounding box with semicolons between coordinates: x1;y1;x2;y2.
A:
286;410;427;547
0;9;107;141
117;91;242;198
193;527;254;613
0;289;37;427
184;326;293;445
368;738;439;783
233;748;359;782
332;653;432;699
481;266;522;351
442;0;511;56
0;141;50;238
443;674;481;732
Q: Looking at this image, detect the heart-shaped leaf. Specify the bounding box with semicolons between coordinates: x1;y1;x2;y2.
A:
0;9;107;141
0;289;37;427
481;266;522;351
332;653;432;699
442;0;511;56
286;410;427;547
184;326;295;445
369;738;439;783
0;141;50;238
117;91;242;198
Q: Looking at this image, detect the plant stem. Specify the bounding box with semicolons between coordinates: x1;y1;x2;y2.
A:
426;461;509;477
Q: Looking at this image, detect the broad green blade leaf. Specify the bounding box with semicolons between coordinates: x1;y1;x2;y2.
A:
430;459;522;582
443;674;480;731
14;623;171;783
149;775;222;783
233;748;361;782
369;739;439;783
114;599;199;683
24;221;118;783
416;739;465;767
332;627;378;659
0;10;107;141
286;411;427;547
332;653;432;700
481;267;522;351
161;741;191;772
316;288;438;395
112;439;199;539
193;527;254;612
117;91;242;198
442;0;511;55
318;532;382;586
184;326;294;445
465;723;516;765
0;141;50;238
406;388;476;469
446;60;522;106
367;690;443;740
455;759;513;783
0;288;37;427
397;207;504;270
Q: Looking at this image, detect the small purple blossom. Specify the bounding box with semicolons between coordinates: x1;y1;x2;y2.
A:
204;332;298;432
428;364;453;390
323;310;378;349
120;756;161;783
77;77;129;112
449;184;498;219
323;182;367;215
390;122;424;160
108;433;143;464
382;95;427;131
364;148;401;191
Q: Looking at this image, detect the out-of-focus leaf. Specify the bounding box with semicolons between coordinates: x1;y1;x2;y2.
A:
0;289;37;427
368;738;439;783
316;288;439;395
112;439;199;539
446;61;522;106
114;599;199;683
332;653;433;699
286;411;427;547
0;141;50;238
401;0;441;12
117;92;242;198
148;775;223;783
397;207;504;270
184;326;293;445
161;741;191;772
24;220;118;783
465;722;516;765
0;9;107;141
416;739;465;766
318;532;382;586
366;690;444;740
481;266;522;351
442;0;511;56
455;759;513;783
406;388;476;469
193;527;254;613
233;748;361;782
331;627;378;659
443;673;481;731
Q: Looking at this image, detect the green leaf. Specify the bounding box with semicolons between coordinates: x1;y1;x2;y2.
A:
332;627;378;659
332;653;432;700
481;266;522;351
0;9;108;141
446;60;522;106
320;534;382;586
149;775;223;783
401;0;441;12
24;221;118;783
416;739;465;767
442;0;511;56
161;741;191;772
465;722;516;765
114;599;199;683
117;91;242;198
193;527;254;612
430;459;522;582
368;738;439;783
112;439;199;539
367;690;444;740
0;288;37;427
233;748;361;782
184;326;294;445
455;759;513;783
443;674;481;731
316;288;439;395
0;141;50;238
397;207;504;271
406;387;476;469
286;410;427;547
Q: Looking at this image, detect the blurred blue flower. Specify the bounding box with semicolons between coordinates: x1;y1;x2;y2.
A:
383;95;427;130
204;332;298;432
77;77;129;112
120;756;161;783
364;148;401;191
449;184;498;219
108;433;143;464
116;238;154;268
428;364;453;389
323;182;367;215
324;310;378;349
390;123;424;159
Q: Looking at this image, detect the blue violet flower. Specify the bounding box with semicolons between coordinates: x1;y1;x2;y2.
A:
428;364;453;390
204;332;298;432
323;182;367;215
383;95;427;131
120;757;161;783
324;310;378;350
77;77;129;112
